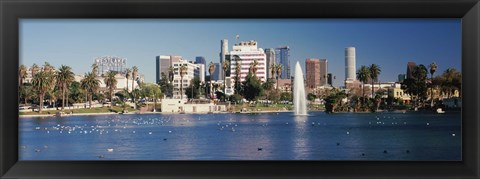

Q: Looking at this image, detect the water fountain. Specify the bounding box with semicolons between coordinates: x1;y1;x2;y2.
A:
293;61;307;116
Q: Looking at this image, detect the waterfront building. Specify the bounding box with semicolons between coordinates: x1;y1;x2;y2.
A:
228;40;267;83
265;48;276;79
275;46;290;79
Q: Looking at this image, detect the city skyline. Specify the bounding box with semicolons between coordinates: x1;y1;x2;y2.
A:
20;19;461;87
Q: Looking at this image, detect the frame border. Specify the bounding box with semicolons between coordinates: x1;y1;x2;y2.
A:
1;0;479;178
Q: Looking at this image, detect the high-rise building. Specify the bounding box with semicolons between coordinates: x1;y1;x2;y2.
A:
305;58;321;89
275;46;290;79
155;55;181;84
398;74;406;82
319;59;328;86
406;62;417;79
229;40;267;84
219;39;228;80
345;47;356;82
171;59;205;99
195;56;206;77
265;48;276;79
211;63;221;81
327;73;333;86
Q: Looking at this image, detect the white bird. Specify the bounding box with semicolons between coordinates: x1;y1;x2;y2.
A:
107;148;114;152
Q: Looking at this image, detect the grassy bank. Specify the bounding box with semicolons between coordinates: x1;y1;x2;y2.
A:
19;106;135;116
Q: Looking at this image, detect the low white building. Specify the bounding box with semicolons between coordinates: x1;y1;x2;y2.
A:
161;98;226;113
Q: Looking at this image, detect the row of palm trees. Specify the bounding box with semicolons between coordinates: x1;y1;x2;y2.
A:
19;62;141;113
356;64;382;105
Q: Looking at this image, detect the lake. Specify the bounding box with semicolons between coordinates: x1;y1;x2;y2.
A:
19;111;461;160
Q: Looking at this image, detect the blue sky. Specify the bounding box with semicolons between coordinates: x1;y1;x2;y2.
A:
20;19;461;86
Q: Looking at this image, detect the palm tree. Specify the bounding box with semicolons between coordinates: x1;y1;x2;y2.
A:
179;64;188;99
428;62;437;107
43;62;55;73
275;64;283;90
357;65;370;105
104;71;118;109
31;71;54;113
125;68;131;91
80;72;100;109
30;63;40;77
250;60;258;76
19;65;28;104
270;64;276;80
208;62;216;99
132;66;138;91
19;64;28;87
369;64;381;99
168;66;175;84
234;59;241;94
152;84;162;112
222;60;230;97
56;65;75;111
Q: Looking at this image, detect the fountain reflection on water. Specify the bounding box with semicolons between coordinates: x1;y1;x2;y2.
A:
293;61;307;116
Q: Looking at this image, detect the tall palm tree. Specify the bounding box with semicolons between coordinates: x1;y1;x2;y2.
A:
19;64;28;87
132;66;138;91
125;68;131;91
369;64;381;99
428;62;437;107
270;64;276;80
104;71;118;109
31;71;54;113
179;64;188;99
56;65;75;111
357;65;370;105
208;62;216;99
234;59;241;94
222;60;230;96
30;63;40;77
43;62;55;73
80;72;100;109
275;64;283;90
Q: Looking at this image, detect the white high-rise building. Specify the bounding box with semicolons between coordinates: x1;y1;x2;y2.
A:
345;47;356;82
229;40;267;84
171;59;205;99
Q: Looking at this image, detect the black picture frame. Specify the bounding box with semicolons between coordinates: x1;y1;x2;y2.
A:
1;0;479;178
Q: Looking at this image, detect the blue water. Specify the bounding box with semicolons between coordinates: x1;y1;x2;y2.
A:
19;111;461;160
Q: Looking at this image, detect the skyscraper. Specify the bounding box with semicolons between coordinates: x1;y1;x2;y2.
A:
195;56;206;76
406;62;417;79
219;39;228;80
265;48;276;79
345;47;356;82
275;46;290;79
319;59;328;86
305;58;320;89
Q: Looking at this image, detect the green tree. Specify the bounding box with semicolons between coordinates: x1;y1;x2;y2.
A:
80;72;100;109
241;72;264;101
357;65;370;105
68;81;82;104
125;68;131;91
208;62;216;99
56;65;75;110
104;71;118;108
402;64;428;108
185;77;201;99
324;89;346;113
132;66;138;91
31;71;54;113
307;93;316;102
369;64;381;99
158;72;173;98
179;64;188;99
